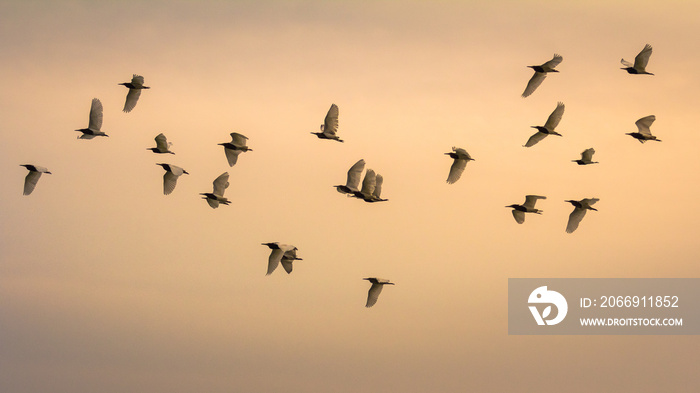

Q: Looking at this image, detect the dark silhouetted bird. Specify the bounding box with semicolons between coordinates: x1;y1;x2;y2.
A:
262;243;301;275
219;133;252;166
522;54;563;97
148;133;174;154
445;147;474;184
573;148;598;165
119;74;149;113
156;163;188;195
565;198;599;233
524;102;565;147
200;172;230;208
20;164;51;195
621;44;654;75
75;98;107;139
311;103;343;142
626;115;661;143
506;195;546;224
335;159;365;195
364;277;394;308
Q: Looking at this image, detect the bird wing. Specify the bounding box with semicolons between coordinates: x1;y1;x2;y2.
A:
366;283;384;308
581;198;600;208
360;169;376;196
522;72;546;98
23;171;42;195
78;133;97;140
123;89;141;113
566;207;587;233
346;159;366;190
542;54;563;69
635;115;656;136
633;44;652;70
524;195;546;209
446;158;467;184
620;58;634;67
212;172;230;196
88;98;103;131
266;249;284;275
163;172;178;195
280;259;293;274
206;198;220;209
524;131;548;147
230;132;248;147
224;147;242;166
512;209;525;224
131;74;145;87
544;102;565;131
168;165;185;176
323;104;339;136
373;174;384;198
581;148;595;162
155;133;169;151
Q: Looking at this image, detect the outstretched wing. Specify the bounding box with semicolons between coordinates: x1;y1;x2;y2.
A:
346;159;365;190
633;44;652;71
206;198;220;209
620;58;634;67
163;172;178;195
88;98;103;131
373;174;384;198
360;169;376;196
266;249;284;275
581;198;600;208
566;207;587;233
366;283;384;308
123;89;141;113
224;148;242;166
131;74;145;87
512;209;525;224
212;172;230;196
635;115;656;136
155;133;170;151
23;171;42;195
323;104;339;136
447;158;467;184
544;102;565;131
542;54;563;69
522;72;546;98
581;148;595;162
523;195;546;209
524;131;548;147
230;132;248;147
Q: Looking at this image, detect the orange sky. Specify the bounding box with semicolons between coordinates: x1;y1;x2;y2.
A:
1;1;699;392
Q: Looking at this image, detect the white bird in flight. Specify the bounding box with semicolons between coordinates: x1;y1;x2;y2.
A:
363;277;394;308
621;44;654;75
311;103;343;142
445;147;474;184
75;98;107;139
200;172;230;208
119;74;149;113
572;148;598;165
626;115;661;143
335;159;365;195
262;243;302;275
20;164;51;195
565;198;599;233
506;195;546;224
219;133;252;166
524;102;565;147
156;163;189;195
148;133;175;154
351;169;389;203
522;54;563;98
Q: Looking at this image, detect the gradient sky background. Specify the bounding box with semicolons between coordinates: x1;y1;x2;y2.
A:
1;1;699;392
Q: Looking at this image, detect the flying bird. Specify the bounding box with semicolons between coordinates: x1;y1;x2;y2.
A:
524;102;565;147
200;172;230;208
565;198;599;233
364;173;388;202
621;44;654;75
364;277;394;308
522;54;563;97
219;132;252;166
148;133;174;154
626;115;661;143
351;169;388;202
156;163;188;195
506;195;546;224
262;243;301;275
20;164;51;195
335;159;365;195
119;74;149;113
445;147;474;184
572;148;598;165
75;98;107;139
311;103;343;142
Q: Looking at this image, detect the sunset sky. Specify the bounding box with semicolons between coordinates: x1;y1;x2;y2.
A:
1;1;699;392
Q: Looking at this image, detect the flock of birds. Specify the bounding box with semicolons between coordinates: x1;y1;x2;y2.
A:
19;44;659;307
